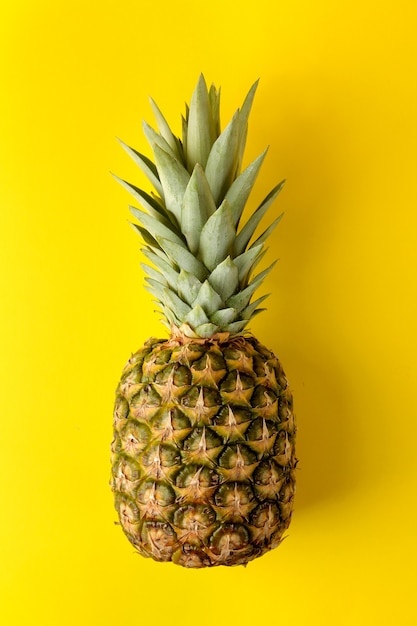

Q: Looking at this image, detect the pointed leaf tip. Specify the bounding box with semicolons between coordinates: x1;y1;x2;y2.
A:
186;74;216;171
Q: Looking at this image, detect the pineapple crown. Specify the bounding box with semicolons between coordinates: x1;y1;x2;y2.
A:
115;74;285;339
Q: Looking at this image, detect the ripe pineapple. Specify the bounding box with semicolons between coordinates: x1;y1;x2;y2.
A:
111;75;296;567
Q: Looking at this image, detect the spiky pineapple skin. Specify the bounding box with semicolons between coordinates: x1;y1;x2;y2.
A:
111;333;296;568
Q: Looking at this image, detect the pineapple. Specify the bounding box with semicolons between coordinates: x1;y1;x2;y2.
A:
111;75;296;568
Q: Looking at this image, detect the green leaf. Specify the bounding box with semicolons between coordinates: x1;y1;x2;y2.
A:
117;138;163;197
149;97;184;161
226;274;265;313
186;74;216;171
236;80;259;173
239;80;259;128
208;257;239;301
153;145;190;224
112;174;172;225
228;263;275;315
164;307;181;327
245;308;266;321
241;294;270;320
195;322;220;338
159;317;172;331
141;263;168;286
198;199;235;271
181;115;188;156
205;112;239;205
130;222;161;249
141;248;179;291
151;300;180;327
185;304;210;328
233;180;285;255
250;260;277;287
193;280;223;315
145;277;166;301
162;287;191;320
129;206;186;250
181;164;216;254
177;269;202;306
143;243;174;268
224;149;268;227
250;213;284;249
226;320;249;333
233;244;265;283
157;237;208;282
142;121;179;161
210;307;237;327
208;83;221;137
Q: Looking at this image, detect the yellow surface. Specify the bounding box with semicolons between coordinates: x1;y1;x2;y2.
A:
1;0;417;624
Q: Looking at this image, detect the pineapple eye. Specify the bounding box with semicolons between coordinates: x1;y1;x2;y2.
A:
217;444;257;469
253;458;283;486
220;371;253;393
214;482;255;507
181;386;222;408
182;427;223;451
251;385;278;408
174;464;220;489
121;420;152;453
209;523;252;558
245;417;278;441
173;504;216;530
155;363;192;386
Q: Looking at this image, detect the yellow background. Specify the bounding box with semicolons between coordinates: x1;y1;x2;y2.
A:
1;0;417;624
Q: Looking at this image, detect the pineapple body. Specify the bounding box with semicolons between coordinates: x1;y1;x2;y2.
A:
112;75;297;567
111;332;296;567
